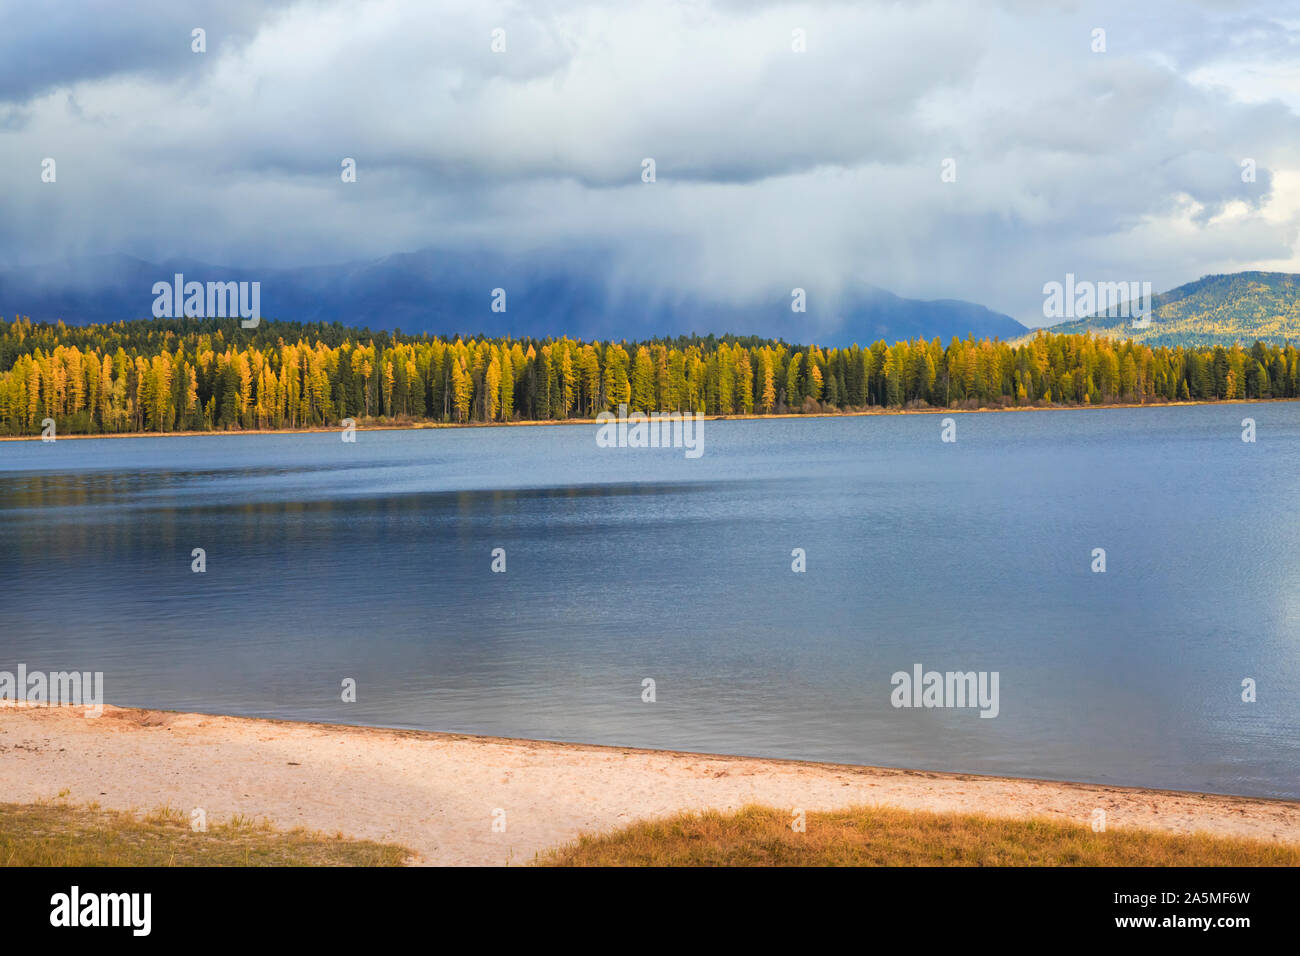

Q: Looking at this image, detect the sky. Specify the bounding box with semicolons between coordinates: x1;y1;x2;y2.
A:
1;0;1298;328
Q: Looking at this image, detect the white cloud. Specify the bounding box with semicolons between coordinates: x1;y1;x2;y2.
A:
0;0;1297;330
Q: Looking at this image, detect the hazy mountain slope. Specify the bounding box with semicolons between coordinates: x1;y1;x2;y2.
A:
0;250;1026;346
1036;272;1300;347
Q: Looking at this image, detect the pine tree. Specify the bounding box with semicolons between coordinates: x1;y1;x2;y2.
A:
631;346;655;412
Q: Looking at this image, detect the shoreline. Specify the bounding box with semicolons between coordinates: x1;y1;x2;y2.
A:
0;396;1292;442
4;704;1298;865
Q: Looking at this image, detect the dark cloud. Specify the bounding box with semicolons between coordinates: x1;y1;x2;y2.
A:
0;1;295;104
0;0;1296;329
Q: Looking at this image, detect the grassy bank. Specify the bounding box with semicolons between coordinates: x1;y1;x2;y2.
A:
537;804;1300;867
0;802;411;866
7;798;1299;868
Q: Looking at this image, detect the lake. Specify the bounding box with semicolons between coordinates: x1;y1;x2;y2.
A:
2;405;1298;799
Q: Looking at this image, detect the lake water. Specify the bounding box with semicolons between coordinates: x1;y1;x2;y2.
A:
2;406;1298;799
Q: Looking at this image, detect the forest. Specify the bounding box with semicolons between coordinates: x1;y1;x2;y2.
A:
1;315;1298;435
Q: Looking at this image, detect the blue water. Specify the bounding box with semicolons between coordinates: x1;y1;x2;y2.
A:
2;405;1298;799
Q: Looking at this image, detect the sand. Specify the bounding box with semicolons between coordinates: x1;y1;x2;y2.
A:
3;704;1298;865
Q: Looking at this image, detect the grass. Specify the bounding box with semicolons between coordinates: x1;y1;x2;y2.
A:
0;801;412;866
12;799;1294;867
537;804;1300;867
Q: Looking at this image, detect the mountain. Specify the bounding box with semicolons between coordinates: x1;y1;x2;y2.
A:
1036;272;1300;347
822;287;1026;346
0;249;1027;346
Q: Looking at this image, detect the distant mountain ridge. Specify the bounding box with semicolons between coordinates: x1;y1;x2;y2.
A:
1036;272;1300;347
0;249;1027;347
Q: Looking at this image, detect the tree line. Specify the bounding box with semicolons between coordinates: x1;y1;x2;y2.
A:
1;315;1298;435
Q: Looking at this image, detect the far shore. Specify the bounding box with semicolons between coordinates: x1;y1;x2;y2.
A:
3;704;1298;865
0;396;1292;442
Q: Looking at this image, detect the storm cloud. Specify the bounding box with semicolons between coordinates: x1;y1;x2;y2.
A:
1;0;1297;330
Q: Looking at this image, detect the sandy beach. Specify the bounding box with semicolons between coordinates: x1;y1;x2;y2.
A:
3;704;1299;865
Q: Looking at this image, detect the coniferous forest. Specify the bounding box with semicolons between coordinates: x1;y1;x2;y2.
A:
2;315;1298;435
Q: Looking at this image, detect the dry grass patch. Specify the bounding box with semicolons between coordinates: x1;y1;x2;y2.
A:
0;801;412;866
538;804;1300;867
